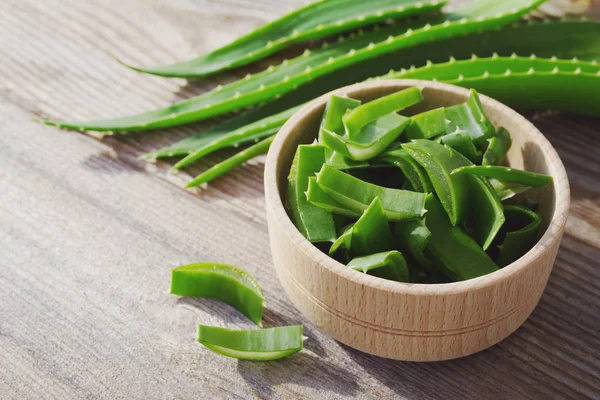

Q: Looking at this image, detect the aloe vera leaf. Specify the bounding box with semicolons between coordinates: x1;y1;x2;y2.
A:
286;144;336;243
171;262;264;325
489;178;529;201
441;130;482;163
42;0;543;133
423;194;499;281
376;148;433;193
343;87;423;135
452;165;553;187
496;205;541;267
349;197;396;257
393;219;432;267
447;69;600;117
123;0;447;78
319;95;368;170
315;165;426;221
186;135;273;187
405;107;447;139
149;20;600;161
329;223;355;256
198;325;303;361
483;127;512;166
445;89;495;145
402;140;468;225
388;54;600;80
172;105;300;169
306;176;362;218
348;251;410;282
321;113;411;161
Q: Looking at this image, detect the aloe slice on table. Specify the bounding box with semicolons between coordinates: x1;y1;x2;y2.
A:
122;0;447;78
41;0;544;132
198;325;303;361
170;262;264;325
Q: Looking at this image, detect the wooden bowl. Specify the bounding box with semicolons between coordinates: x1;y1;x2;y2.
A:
264;80;570;361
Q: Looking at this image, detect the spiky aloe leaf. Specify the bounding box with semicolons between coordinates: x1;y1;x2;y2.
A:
122;0;446;78
149;19;600;163
42;0;544;133
387;56;600;115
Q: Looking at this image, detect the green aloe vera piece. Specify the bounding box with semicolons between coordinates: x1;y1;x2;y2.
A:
185;135;274;187
41;0;544;132
452;165;553;187
402;140;468;225
445;89;495;145
315;165;426;221
321;113;410;161
441;130;482;163
348;251;409;282
170;262;264;325
286;144;336;243
329;223;354;256
489;178;529;201
319;95;367;170
405;107;447;139
376;148;433;193
394;218;432;267
148;20;600;161
342;87;423;135
483;127;512;166
424;194;499;281
496;205;541;267
198;325;303;361
306;176;361;218
349;198;396;257
123;0;447;78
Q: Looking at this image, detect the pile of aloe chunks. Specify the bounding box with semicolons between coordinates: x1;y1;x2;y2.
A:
42;0;600;189
288;86;551;283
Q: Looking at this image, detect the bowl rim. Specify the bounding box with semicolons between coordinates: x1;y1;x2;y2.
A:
264;79;570;296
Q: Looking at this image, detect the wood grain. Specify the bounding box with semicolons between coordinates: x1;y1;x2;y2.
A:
0;0;599;398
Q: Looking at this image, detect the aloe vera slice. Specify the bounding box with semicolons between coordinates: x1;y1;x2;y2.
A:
441;130;482;163
376;148;433;193
497;205;541;267
405;107;447;140
306;176;361;218
170;263;264;325
329;223;355;256
394;218;432;267
483;127;512;166
287;144;336;243
489;178;529;201
321;113;410;161
348;251;409;282
424;194;499;281
402;140;468;225
342;87;423;135
198;325;303;361
315;165;426;221
319;95;367;170
349;198;395;257
452;165;553;187
42;0;543;132
123;0;446;78
186;135;273;187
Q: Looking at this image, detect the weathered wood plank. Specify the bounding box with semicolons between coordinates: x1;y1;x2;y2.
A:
1;0;599;399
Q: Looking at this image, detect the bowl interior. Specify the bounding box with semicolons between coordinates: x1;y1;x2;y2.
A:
268;79;569;288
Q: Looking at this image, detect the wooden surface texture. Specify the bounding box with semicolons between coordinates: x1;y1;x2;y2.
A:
0;0;599;398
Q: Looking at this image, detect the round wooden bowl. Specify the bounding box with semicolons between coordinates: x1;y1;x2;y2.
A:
264;80;570;361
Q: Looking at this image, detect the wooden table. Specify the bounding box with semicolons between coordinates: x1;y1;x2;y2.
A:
1;1;599;398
